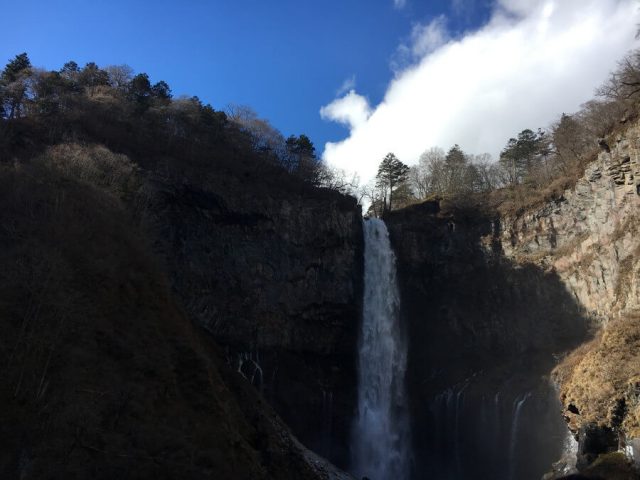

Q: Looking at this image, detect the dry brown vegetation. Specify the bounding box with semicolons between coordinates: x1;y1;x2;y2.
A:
554;314;640;437
580;452;638;480
0;53;354;204
614;247;640;309
40;143;139;198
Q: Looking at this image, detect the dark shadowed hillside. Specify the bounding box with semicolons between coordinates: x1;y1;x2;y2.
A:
0;163;352;479
0;55;359;479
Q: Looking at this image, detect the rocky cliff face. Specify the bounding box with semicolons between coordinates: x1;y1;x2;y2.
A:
493;125;640;473
496;125;640;473
141;177;363;468
0;164;354;480
386;120;640;478
499;128;640;320
386;200;587;479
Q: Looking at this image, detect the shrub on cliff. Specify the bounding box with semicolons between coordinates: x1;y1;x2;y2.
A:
553;314;640;439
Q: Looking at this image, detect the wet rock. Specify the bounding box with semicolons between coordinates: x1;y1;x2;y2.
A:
576;425;618;470
625;438;640;468
385;200;588;479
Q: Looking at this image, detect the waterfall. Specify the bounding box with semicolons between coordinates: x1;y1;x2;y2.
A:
508;392;531;480
561;428;579;472
237;352;263;391
352;218;410;480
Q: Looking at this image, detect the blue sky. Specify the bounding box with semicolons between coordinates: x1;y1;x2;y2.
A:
1;0;490;153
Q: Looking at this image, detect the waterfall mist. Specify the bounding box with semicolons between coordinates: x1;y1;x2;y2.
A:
352;218;410;479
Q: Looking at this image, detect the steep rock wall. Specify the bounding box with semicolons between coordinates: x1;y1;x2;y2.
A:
386;120;640;477
499;128;640;320
497;125;640;471
141;178;363;468
386;200;586;479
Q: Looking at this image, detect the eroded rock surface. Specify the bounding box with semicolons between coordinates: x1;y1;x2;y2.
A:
142;178;363;467
386;201;586;479
494;124;640;470
499;127;640;319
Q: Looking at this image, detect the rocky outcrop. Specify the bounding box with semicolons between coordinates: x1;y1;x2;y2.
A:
140;178;363;468
499;127;640;320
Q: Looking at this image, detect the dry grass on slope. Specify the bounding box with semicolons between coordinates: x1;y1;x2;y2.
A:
553;314;640;438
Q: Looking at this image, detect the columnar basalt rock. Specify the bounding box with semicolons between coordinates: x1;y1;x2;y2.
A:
141;179;364;468
498;126;640;321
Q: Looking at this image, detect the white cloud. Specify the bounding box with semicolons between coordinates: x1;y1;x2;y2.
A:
410;16;449;57
451;0;474;17
394;0;406;10
392;16;450;72
391;15;449;73
337;74;356;96
320;90;372;130
321;0;640;186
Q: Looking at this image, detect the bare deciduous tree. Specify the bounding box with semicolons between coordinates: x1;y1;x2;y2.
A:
105;65;134;90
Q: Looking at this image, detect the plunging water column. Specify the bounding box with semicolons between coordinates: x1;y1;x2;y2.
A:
352;218;410;480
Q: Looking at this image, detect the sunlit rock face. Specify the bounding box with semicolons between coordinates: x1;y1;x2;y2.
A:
499;128;640;320
142;180;363;468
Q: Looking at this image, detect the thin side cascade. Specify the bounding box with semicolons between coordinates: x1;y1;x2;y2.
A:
508;392;531;480
352;218;410;480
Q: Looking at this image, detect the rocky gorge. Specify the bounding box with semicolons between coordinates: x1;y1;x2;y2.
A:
133;116;640;478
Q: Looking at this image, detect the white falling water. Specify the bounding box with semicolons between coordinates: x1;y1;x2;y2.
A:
352;218;409;480
508;392;531;480
557;427;579;475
